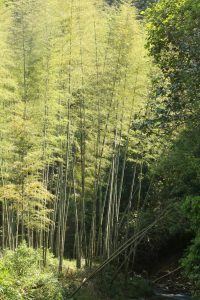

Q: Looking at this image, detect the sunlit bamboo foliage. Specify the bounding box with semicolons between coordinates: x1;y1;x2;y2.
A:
0;0;151;271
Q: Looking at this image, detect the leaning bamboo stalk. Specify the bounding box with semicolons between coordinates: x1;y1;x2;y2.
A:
68;208;171;299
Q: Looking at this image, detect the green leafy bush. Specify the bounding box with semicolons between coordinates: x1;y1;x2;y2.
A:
0;242;63;300
183;196;200;231
3;241;40;277
95;265;153;299
181;235;200;298
181;196;200;298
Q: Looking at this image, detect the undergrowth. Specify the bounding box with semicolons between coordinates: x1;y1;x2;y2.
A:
0;242;63;300
0;243;153;300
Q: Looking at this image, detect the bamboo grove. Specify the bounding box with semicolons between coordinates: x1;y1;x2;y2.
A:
0;0;152;272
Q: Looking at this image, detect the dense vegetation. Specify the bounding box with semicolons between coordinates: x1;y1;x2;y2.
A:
0;0;200;299
145;0;200;297
0;242;64;300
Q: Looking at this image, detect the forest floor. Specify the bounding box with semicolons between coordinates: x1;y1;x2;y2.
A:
65;255;193;300
147;253;194;300
150;254;192;295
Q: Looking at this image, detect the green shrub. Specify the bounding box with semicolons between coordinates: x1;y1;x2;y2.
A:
181;235;200;298
181;196;200;298
96;265;153;299
3;241;40;277
183;196;200;231
0;268;22;300
0;242;64;300
73;285;104;300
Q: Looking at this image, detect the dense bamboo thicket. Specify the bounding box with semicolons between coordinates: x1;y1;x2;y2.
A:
0;0;150;271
